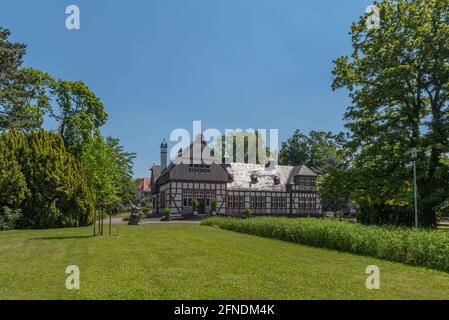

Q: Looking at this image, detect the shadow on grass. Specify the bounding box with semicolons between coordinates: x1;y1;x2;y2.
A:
28;235;94;241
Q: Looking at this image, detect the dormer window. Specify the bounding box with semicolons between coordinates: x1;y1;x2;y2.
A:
294;175;301;184
189;164;210;173
273;176;281;185
265;160;276;170
250;173;258;184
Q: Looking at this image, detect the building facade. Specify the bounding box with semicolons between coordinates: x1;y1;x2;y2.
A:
150;138;322;217
136;177;152;203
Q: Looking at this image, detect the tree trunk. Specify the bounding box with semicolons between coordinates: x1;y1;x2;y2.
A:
422;201;437;227
418;175;438;228
101;207;104;235
97;208;101;236
420;93;444;228
93;209;96;236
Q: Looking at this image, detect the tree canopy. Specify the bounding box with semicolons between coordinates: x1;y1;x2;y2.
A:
49;79;107;157
0;26;136;230
0;130;94;228
0;28;51;131
332;0;449;226
279;130;346;174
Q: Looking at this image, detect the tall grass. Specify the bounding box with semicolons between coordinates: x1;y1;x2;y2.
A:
201;217;449;272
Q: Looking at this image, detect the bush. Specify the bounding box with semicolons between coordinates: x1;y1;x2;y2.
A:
211;198;218;212
0;207;22;231
192;198;199;212
0;130;94;229
141;199;153;217
105;203;126;215
201;217;449;273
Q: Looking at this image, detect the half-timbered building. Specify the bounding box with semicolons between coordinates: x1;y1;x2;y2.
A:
150;137;322;217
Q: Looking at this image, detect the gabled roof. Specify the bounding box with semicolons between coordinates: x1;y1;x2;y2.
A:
287;165;317;182
150;165;161;193
172;135;222;166
150;165;161;183
298;165;317;176
158;135;222;178
137;177;151;192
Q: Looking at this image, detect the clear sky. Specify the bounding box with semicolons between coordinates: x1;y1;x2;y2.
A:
1;0;374;178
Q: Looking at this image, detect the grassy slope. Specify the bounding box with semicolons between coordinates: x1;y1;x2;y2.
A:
0;224;448;300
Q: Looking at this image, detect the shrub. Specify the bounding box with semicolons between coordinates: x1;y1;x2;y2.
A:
0;206;22;231
211;198;218;211
192;198;199;211
0;130;94;229
201;217;449;273
243;208;251;218
141;199;153;217
164;207;171;216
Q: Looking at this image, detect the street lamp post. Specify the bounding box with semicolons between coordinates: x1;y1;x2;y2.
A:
410;147;418;228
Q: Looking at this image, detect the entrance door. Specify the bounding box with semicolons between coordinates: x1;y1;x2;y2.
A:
198;199;206;214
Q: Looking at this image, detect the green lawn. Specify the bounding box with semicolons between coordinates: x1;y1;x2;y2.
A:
0;223;449;300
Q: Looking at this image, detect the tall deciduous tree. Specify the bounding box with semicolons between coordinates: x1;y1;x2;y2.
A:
105;136;136;205
279;130;345;174
81;133;123;235
49;80;108;157
215;131;273;164
81;133;121;207
332;0;449;226
0;28;51;131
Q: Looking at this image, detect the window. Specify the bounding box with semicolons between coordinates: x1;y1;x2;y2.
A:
250;174;258;184
183;190;192;207
205;191;215;206
300;195;316;210
189;164;210;173
228;195;245;209
228;196;235;209
294;175;301;184
271;196;287;209
194;191;205;199
250;196;266;209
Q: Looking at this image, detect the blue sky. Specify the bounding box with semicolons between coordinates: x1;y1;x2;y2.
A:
1;0;373;177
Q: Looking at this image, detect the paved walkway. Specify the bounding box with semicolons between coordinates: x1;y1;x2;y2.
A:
104;217;202;225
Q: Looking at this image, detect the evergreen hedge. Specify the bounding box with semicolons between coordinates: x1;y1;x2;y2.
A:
0;130;94;229
0;206;22;231
201;217;449;272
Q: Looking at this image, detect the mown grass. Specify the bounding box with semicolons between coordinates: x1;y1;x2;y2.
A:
201;217;449;273
1;224;449;299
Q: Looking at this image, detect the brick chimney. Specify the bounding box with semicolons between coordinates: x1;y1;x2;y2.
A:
160;139;168;170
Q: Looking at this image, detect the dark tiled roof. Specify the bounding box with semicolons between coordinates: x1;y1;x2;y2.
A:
151;165;161;182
